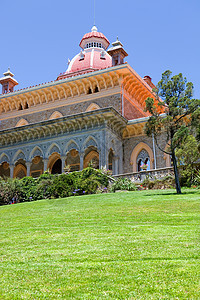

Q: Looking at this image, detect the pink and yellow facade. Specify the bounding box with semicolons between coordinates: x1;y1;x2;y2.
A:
0;26;170;179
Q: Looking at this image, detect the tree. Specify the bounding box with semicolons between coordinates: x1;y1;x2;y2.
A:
145;70;200;194
176;135;199;186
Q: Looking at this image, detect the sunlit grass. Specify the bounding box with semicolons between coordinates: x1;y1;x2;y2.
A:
0;189;199;299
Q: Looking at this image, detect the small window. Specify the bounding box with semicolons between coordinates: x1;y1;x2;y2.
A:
100;50;106;59
87;88;92;94
94;86;99;93
24;102;28;109
18;104;23;110
94;42;96;47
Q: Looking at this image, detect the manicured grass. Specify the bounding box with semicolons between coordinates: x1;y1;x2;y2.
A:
0;189;199;299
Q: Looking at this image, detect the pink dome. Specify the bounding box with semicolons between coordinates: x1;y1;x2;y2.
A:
57;26;112;80
66;48;112;74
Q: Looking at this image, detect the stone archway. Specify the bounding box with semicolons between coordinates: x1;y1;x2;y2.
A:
84;147;99;169
14;160;27;178
52;159;62;174
108;149;114;173
48;153;62;174
30;156;44;178
66;149;80;172
137;150;150;171
0;162;10;178
131;142;154;172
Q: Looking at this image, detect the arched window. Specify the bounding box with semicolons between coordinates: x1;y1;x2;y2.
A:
108;149;114;172
16;119;29;127
94;86;99;93
87;87;92;94
131;142;153;172
49;111;63;120
24;102;28;109
85;103;100;112
136;149;150;171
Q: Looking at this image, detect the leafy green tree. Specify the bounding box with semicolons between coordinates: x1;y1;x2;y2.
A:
176;135;200;186
145;70;200;194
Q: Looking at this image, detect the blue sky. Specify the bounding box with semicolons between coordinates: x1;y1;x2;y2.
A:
1;0;200;97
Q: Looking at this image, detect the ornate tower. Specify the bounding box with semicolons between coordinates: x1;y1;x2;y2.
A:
107;37;128;66
0;68;18;94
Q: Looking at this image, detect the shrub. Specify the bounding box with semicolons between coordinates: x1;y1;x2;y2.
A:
0;177;22;205
19;176;38;202
0;167;110;205
142;175;175;190
193;170;200;187
110;177;137;192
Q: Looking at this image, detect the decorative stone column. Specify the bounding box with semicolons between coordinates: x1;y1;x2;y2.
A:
10;164;14;178
26;162;31;177
80;152;84;170
43;159;48;172
61;156;66;173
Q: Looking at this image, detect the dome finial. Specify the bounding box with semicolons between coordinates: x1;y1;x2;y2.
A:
91;25;98;32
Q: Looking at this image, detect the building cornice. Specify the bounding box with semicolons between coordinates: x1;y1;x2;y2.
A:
0;107;127;147
0;64;128;99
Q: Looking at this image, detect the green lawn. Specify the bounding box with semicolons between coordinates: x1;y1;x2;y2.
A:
0;189;199;299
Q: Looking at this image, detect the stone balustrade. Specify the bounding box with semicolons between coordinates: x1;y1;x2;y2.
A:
113;167;174;182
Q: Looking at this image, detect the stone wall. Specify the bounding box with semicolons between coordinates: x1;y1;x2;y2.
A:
0;94;121;130
123;134;168;173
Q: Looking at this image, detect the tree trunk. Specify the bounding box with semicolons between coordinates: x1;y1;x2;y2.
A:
171;148;182;194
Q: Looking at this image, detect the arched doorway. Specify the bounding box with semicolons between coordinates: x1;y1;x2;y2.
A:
108;149;114;173
48;153;62;174
84;147;99;169
0;162;10;178
66;149;80;172
30;156;43;178
52;159;62;174
14;159;27;178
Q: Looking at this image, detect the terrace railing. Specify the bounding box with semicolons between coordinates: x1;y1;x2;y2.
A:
113;167;174;182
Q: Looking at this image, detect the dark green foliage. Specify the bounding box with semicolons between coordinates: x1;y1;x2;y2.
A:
49;173;74;198
0;177;22;205
19;176;38;201
193;170;200;187
0;168;109;205
78;167;109;194
110;177;137;192
176;135;200;187
145;70;200;194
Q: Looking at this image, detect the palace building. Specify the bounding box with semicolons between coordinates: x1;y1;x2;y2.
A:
0;26;170;179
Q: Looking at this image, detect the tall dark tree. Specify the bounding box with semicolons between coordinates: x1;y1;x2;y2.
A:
145;70;200;194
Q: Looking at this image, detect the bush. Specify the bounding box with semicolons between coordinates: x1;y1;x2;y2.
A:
110;177;137;192
0;177;22;205
0;167;110;205
193;170;200;187
19;176;38;202
179;167;199;187
142;175;175;190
